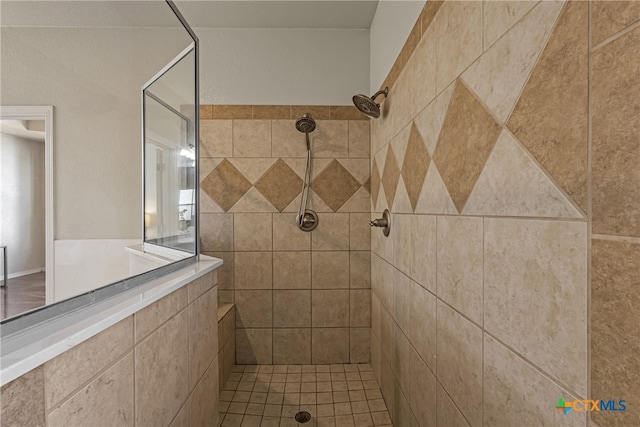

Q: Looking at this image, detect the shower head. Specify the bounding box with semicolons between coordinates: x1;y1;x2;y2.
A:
295;114;316;133
352;87;389;119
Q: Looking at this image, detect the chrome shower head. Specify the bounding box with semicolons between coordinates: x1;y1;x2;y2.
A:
295;114;316;133
352;87;389;119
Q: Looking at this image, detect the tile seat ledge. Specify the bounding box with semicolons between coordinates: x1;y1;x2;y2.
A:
0;255;222;386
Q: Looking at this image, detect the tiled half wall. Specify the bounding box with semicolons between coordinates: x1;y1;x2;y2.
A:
0;271;219;427
369;1;639;427
199;105;372;365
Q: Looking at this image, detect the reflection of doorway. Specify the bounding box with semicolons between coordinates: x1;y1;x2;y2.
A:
0;106;54;319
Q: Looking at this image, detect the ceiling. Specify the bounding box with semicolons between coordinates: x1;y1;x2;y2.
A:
1;1;379;30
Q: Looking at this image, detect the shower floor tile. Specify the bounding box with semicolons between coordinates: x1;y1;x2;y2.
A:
219;364;393;427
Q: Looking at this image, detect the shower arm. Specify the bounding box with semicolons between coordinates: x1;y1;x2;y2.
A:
370;88;389;103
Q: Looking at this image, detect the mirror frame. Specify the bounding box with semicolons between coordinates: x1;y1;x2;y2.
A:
0;0;200;336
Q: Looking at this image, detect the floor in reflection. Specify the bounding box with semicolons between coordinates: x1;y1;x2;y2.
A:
1;272;46;320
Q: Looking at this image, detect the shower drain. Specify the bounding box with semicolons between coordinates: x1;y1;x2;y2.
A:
294;411;312;423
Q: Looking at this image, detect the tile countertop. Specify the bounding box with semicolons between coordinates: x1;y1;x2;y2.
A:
0;255;222;386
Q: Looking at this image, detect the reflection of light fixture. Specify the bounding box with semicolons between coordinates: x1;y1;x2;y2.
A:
179;148;195;160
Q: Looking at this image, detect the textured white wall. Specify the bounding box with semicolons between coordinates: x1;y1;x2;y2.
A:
195;27;370;105
370;0;426;93
0;133;45;275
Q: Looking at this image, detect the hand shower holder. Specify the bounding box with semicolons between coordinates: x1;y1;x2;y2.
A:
370;209;391;237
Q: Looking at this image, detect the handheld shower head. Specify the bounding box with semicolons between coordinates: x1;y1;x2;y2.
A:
295;114;316;133
352;87;389;119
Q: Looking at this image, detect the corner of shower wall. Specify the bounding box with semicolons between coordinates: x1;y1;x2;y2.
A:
198;105;373;365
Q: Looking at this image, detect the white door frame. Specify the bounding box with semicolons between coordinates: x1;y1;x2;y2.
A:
0;106;54;303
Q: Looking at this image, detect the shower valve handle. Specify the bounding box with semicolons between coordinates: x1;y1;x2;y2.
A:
370;209;391;237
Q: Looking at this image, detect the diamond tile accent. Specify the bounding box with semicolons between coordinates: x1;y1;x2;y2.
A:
312;160;361;212
254;159;303;212
381;147;401;209
370;161;380;208
507;1;589;212
432;81;501;213
401;123;431;211
201;159;252;212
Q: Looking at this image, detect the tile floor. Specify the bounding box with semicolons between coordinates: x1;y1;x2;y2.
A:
219;364;393;427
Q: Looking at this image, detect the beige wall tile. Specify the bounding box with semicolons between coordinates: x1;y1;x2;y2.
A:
228;158;278;184
135;287;187;343
436;216;483;325
371;253;394;313
592;240;640;427
0;366;45;427
48;354;134;427
436;383;470;427
484;218;587;396
592;26;640;237
273;251;311;289
236;329;273;364
311;213;350;250
312;328;350;364
592;0;640;46
482;1;538;49
413;82;455;157
190;271;217;303
350;290;371;327
189;287;218;389
135;310;189;427
409;348;436;427
349;213;371;250
463;1;564;124
371;293;381;341
463;130;583;218
170;400;190;427
414;163;458;215
348;120;370;158
433;1;482;92
234;213;272;251
201;120;232;158
201;160;252;212
349;251;370;289
350;328;370;363
420;0;444;36
228;187;280;213
233;119;271;157
392;214;412;277
507;1;589;212
312;160;362;212
371;331;381;381
432;81;501;213
253;105;291;120
292;106;331;120
407;27;437;119
484;335;585;427
254;159;303;212
272;120;307;158
273;213;311;251
312;251;350;289
393;269;411;336
200;189;224;214
45;317;133;409
313;120;348;158
392;325;413;399
410;281;437;373
234;252;272;289
312;290;349;327
410;215;436;293
273;290;311;328
273;329;312;365
235;290;272;328
200;213;234;251
207;251;234;292
190;356;219;427
436;302;483;426
212;105;252;119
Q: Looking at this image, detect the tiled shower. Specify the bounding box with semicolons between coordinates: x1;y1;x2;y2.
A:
201;1;639;427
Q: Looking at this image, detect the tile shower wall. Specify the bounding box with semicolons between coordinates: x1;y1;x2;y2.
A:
199;105;371;365
370;1;638;427
0;271;219;427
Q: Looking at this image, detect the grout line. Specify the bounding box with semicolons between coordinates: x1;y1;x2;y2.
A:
591;234;640;244
591;18;640;52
